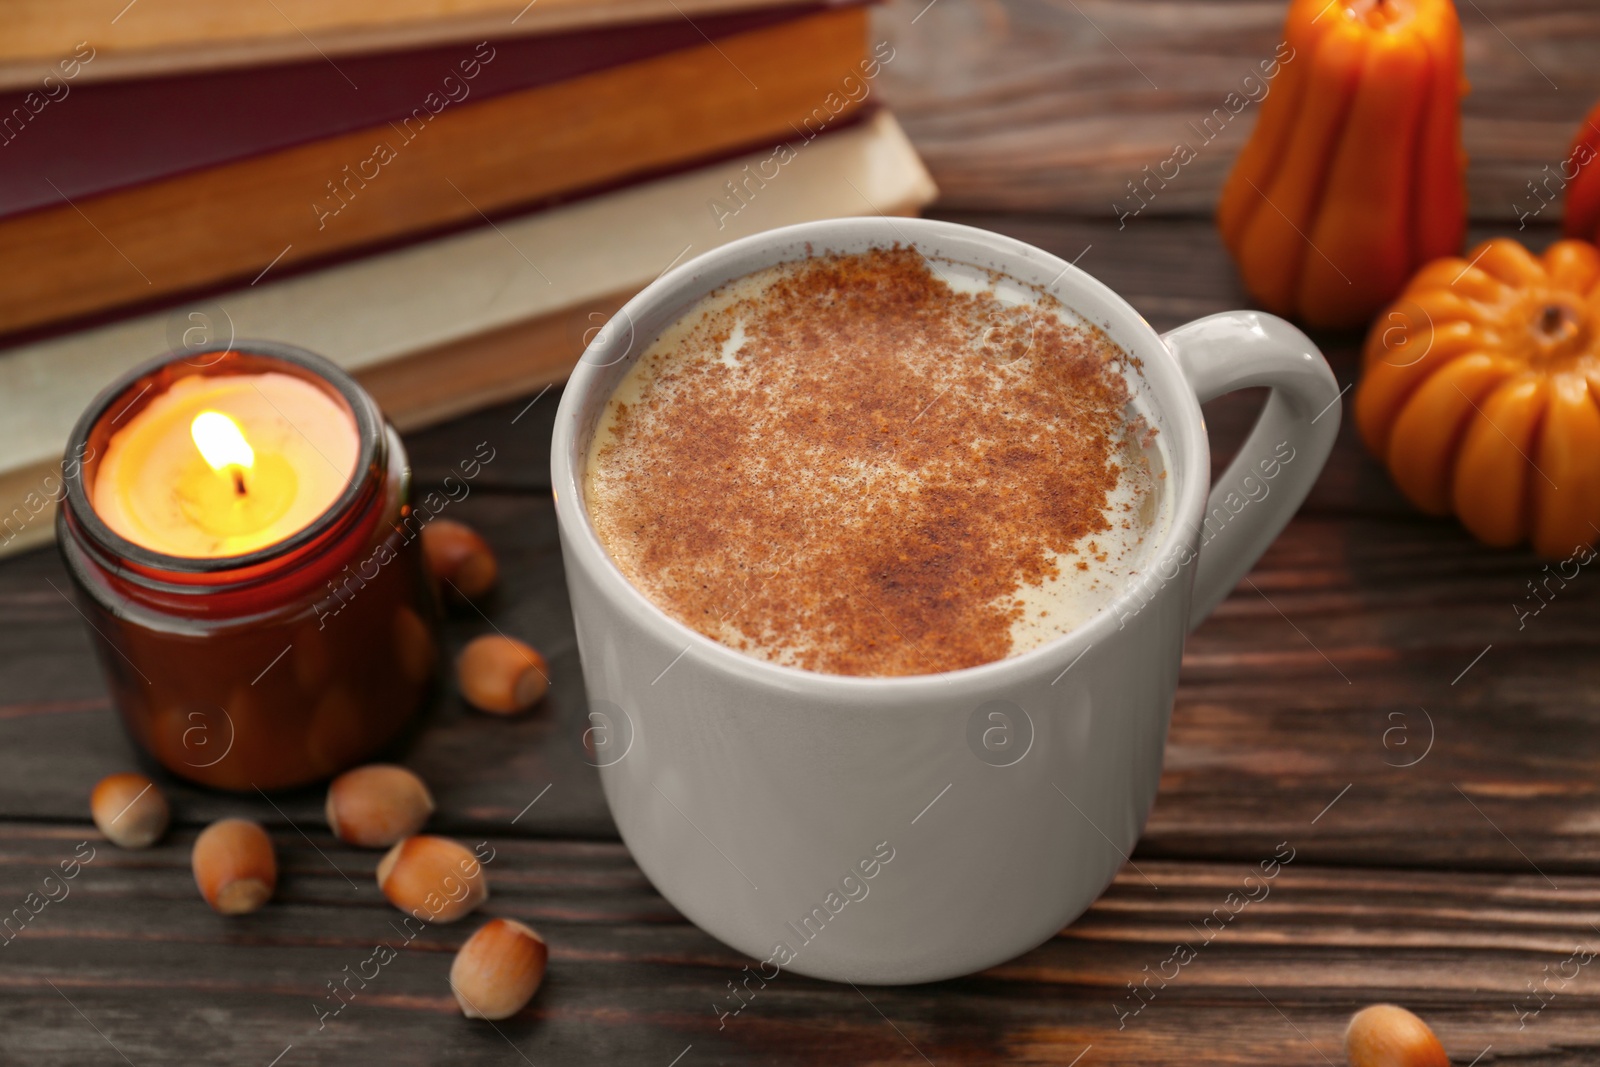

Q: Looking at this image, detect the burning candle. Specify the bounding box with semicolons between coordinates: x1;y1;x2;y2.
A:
90;372;359;558
58;344;438;791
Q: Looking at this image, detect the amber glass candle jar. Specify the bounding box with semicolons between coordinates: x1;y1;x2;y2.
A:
57;342;439;791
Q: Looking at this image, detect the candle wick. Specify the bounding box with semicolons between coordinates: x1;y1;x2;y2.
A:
232;469;247;496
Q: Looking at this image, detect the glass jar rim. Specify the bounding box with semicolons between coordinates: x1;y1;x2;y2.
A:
61;341;382;577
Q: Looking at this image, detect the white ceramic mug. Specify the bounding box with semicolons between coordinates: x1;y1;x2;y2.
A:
551;217;1339;985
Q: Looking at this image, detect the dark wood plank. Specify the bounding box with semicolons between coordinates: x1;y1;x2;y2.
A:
1152;512;1600;872
2;822;1596;1065
405;382;561;494
5;479;1597;870
880;0;1600;220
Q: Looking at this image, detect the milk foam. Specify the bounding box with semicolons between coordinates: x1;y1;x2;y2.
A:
586;252;1173;670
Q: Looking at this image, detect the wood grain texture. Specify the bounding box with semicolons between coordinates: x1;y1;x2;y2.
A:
2;824;1596;1065
878;0;1600;219
7;484;1595;870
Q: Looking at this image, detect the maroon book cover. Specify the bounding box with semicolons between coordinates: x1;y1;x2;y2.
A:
0;2;838;220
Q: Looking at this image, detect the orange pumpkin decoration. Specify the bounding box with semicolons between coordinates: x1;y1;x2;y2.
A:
1355;237;1600;559
1561;100;1600;242
1218;0;1466;329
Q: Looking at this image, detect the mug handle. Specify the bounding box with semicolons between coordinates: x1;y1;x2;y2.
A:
1161;311;1342;630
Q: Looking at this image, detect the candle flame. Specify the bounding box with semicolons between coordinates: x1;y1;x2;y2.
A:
191;411;255;473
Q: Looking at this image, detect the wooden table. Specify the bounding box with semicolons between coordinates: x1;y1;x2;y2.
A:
5;1;1600;1062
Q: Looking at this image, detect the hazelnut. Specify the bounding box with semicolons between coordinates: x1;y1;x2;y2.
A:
1345;1004;1448;1067
423;519;499;601
326;765;435;848
90;772;170;849
450;918;548;1020
456;635;549;714
376;835;487;923
192;819;277;915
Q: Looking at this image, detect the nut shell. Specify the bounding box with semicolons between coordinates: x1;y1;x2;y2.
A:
422;519;499;601
450;918;548;1020
192;819;277;915
326;765;435;848
90;772;170;849
1345;1004;1448;1067
376;835;487;923
456;635;549;714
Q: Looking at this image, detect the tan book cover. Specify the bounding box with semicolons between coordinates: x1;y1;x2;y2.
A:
0;7;872;339
1;0;826;88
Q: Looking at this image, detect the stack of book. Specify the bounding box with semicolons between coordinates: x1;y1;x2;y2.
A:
0;0;936;555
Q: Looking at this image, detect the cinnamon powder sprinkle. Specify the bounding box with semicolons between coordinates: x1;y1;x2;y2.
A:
586;247;1148;677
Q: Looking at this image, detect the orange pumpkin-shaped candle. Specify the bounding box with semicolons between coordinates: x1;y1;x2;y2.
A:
1218;0;1466;329
1561;100;1600;242
1356;237;1600;558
